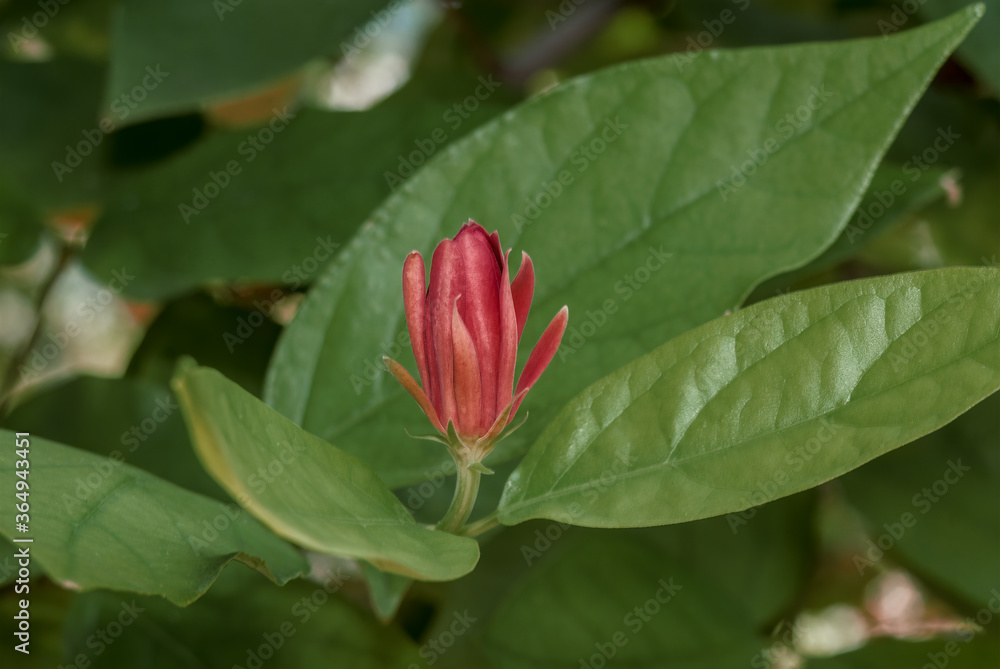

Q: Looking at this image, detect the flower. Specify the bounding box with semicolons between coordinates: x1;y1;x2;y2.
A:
385;220;568;454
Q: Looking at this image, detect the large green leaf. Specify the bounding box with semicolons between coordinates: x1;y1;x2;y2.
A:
82;79;507;299
172;361;479;581
0;430;307;605
106;0;384;122
62;566;421;668
840;393;1000;610
498;268;1000;527
264;7;983;489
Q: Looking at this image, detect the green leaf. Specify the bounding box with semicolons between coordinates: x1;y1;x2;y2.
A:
3;375;226;501
172;361;479;581
265;7;983;488
82;80;506;299
360;561;411;621
107;0;390;123
0;430;307;605
62;566;422;668
748;161;950;302
498;268;1000;527
840;393;1000;610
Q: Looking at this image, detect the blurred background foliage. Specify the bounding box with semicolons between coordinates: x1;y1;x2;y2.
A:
0;0;997;667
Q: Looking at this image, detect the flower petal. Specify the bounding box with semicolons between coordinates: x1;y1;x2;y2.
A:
384;357;445;435
402;251;431;393
511;306;569;420
496;249;518;423
426;238;460;426
451;298;482;439
510;251;534;342
454;222;502;430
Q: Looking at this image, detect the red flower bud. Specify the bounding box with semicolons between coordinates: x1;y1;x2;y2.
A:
385;220;568;448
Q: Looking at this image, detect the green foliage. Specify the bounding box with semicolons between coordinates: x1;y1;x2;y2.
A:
172;361;480;581
1;2;997;667
498;268;1000;527
0;431;306;605
264;7;983;489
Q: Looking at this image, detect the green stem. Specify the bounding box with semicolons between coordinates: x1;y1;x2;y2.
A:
435;456;481;534
460;512;500;537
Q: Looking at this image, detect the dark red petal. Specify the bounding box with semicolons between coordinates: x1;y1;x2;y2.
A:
454;222;502;429
402;252;430;392
384;357;445;435
426;238;460;427
511;306;569;420
510;252;535;342
496;250;518;424
451;299;482;439
487;228;504;266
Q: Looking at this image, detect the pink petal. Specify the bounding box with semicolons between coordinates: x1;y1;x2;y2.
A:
510;252;535;342
511;306;568;420
384;357;445;435
454;222;502;429
451;298;483;438
496;249;518;424
402;252;430;393
426;238;460;427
